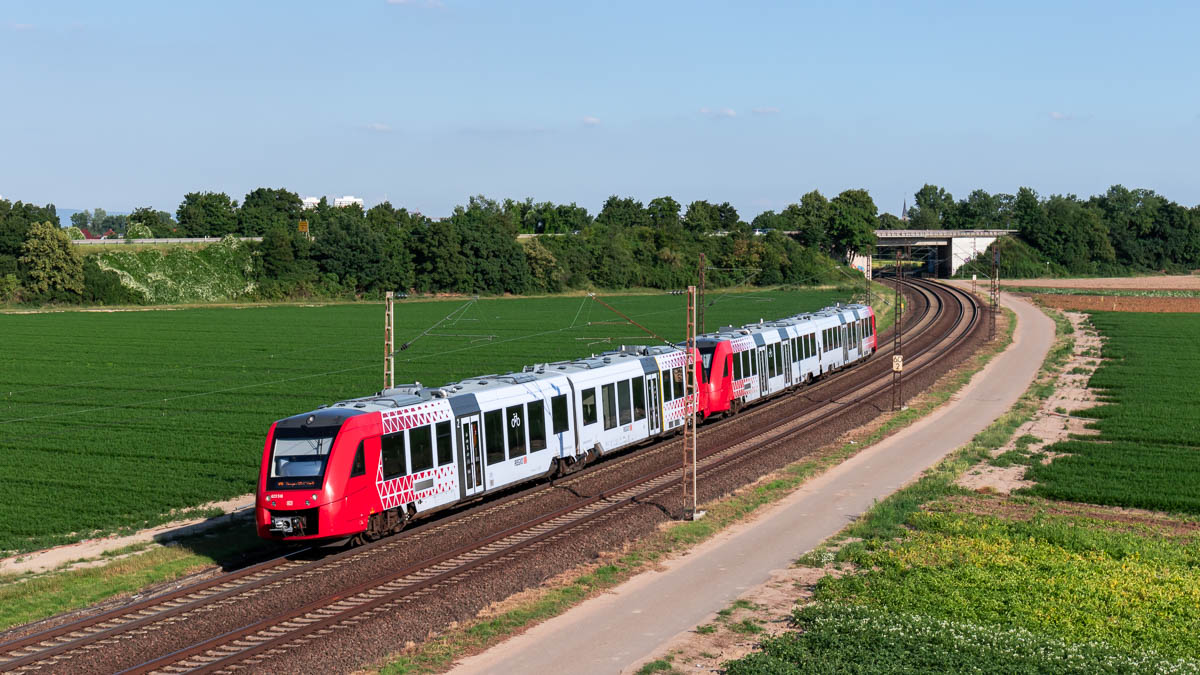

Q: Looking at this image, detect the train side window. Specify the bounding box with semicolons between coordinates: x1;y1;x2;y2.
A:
632;376;646;421
410;425;434;473
767;344;776;377
750;351;757;375
507;405;527;457
350;442;366;478
552;394;570;434
485;409;505;465
382;433;406;478
602;383;617;430
745;350;752;375
733;352;742;379
582;388;597;425
528;400;546;452
618;379;633;425
673;367;684;399
436;421;453;466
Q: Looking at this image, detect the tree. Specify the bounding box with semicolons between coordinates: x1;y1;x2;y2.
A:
128;207;177;237
876;212;905;230
828;189;878;258
238;188;302;236
18;221;83;301
0;199;60;276
785;190;832;251
126;223;152;239
176;192;238;237
646;197;681;231
596;196;649;229
70;211;90;230
909;184;956;229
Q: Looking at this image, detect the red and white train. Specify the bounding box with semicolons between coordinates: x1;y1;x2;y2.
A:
257;303;875;543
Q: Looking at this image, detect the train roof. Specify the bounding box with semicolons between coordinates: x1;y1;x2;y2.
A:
299;301;871;418
693;302;872;344
318;345;659;415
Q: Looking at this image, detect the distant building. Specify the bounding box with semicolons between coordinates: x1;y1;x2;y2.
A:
301;196;321;210
333;195;364;209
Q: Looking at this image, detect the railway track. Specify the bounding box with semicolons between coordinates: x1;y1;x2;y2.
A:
0;278;980;674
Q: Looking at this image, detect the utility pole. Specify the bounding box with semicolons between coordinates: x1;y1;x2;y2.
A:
990;246;1000;340
891;248;904;411
681;285;699;521
384;291;395;390
697;254;706;334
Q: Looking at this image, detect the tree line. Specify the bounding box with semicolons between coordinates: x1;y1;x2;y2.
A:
4;181;1198;305
902;184;1200;275
0;188;878;305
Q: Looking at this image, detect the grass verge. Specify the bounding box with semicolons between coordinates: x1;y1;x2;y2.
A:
0;521;270;632
737;306;1200;670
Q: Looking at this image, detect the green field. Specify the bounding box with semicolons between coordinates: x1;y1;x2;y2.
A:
1024;313;1200;512
722;310;1200;673
0;287;851;554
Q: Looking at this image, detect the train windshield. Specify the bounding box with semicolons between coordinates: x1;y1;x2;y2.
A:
268;426;339;489
698;346;716;383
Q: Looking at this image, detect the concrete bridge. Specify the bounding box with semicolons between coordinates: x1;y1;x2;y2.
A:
851;229;1017;278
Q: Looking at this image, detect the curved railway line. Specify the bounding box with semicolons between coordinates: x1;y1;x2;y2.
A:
0;277;985;674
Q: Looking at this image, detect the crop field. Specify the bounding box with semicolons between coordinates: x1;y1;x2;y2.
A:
1024;313;1200;512
729;503;1200;673
0;287;850;554
723;310;1200;673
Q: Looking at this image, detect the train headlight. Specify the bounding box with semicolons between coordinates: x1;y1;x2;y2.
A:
311;494;318;501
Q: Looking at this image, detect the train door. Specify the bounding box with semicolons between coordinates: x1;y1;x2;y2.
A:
842;325;849;363
783;340;793;386
457;414;484;499
646;375;661;436
757;347;768;394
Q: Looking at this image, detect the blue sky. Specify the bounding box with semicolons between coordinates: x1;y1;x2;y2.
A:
2;1;1198;218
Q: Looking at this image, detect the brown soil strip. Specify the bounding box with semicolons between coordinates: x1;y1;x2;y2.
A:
1033;294;1200;312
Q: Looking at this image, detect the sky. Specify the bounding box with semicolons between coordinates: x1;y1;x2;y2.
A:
2;0;1198;219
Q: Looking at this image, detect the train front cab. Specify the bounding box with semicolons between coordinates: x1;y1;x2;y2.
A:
697;339;734;418
257;409;377;543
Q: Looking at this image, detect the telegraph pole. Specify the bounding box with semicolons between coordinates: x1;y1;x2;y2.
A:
384;291;395;390
891;249;904;411
697;254;706;334
990;246;1000;340
681;285;699;520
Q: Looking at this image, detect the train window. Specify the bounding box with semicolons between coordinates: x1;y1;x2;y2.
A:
810;334;816;356
382;433;406;478
750;351;757;375
660;372;670;401
792;337;799;363
618;379;633;426
507;405;526;457
350;442;366;478
767;344;776;377
582;388;597;425
774;343;782;374
632;376;646;421
552;394;570;434
528;400;546;452
733;351;742;379
436;421;453;466
485;409;505;465
602;383;617;430
673;367;685;400
410;425;434;473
